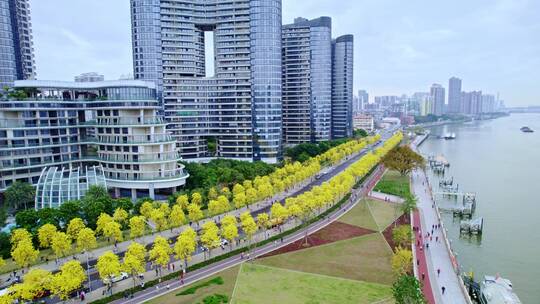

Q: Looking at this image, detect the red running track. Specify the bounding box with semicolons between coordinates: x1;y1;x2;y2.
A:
413;210;436;304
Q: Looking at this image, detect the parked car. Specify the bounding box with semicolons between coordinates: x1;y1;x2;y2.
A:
102;272;129;284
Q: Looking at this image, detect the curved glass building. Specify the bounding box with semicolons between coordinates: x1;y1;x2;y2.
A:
0;80;188;204
35;165;107;209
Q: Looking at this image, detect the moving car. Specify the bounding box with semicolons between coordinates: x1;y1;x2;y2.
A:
102;272;129;284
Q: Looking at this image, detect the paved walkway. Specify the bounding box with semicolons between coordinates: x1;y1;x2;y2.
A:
411;136;469;304
369;190;404;203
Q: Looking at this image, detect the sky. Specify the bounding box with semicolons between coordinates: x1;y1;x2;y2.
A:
30;0;540;106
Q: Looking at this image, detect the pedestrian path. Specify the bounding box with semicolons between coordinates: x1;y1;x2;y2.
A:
369;190;404;203
411;168;469;304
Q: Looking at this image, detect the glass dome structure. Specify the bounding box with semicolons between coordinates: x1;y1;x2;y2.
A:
35;165;107;209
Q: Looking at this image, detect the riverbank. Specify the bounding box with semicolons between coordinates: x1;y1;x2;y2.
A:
410;135;471;304
417;114;539;302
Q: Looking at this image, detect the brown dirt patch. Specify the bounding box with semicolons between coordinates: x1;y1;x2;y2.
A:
382;212;411;251
259;221;375;258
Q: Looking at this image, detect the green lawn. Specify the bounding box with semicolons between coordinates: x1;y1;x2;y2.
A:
256;233;394;285
373;170;411;198
146;265;240;304
231;263;393;304
367;199;403;232
337;200;379;231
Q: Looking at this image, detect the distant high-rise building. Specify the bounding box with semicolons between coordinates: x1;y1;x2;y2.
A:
420;96;433;116
0;0;35;88
75;72;104;83
430;84;445;115
448;77;462;113
356;90;369;113
461;91;482;114
374;96;399;108
481;94;496;113
130;0;283;163
331;34;354;139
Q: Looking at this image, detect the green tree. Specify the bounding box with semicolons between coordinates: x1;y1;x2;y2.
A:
14;209;39;231
382;146;425;176
392;275;426;304
58;201;82;224
401;194;418;215
353;128;369;138
4;181;35;210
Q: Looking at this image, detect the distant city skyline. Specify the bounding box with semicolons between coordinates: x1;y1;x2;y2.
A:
29;0;540;106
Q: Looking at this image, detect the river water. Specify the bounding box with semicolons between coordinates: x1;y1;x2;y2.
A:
419;113;540;303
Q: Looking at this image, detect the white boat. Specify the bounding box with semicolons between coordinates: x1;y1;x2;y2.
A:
480;275;521;304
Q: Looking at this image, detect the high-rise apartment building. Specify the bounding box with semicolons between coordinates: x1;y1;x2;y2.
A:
356;90;369;113
130;0;283;163
481;94;496;113
461;91;482;115
0;80;188;203
448;77;462;113
0;0;35;88
430;84;445;115
281;17;332;145
331;35;353;139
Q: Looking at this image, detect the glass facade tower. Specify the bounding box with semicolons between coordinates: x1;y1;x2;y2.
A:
331;35;354;139
130;0;282;163
0;0;35;88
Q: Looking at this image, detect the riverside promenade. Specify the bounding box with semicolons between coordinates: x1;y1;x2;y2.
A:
411;135;470;304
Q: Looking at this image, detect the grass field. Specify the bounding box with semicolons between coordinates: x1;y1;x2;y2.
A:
367;199;403;232
256;233;394;285
373;170;411;198
231;263;393;304
337;199;379;231
146;266;240;304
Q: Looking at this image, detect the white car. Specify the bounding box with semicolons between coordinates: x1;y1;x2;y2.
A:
103;272;129;284
220;239;229;246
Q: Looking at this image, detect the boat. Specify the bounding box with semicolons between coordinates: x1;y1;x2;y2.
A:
520;126;534;133
480;275;522;304
444;133;456;140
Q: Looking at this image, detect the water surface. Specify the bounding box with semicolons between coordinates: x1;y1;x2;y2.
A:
419;113;540;303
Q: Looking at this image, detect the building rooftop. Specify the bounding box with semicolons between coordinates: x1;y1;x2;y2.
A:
14;79;156;90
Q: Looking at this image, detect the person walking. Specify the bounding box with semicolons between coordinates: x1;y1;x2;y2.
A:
421;273;425;280
442;286;446;295
437;268;441;277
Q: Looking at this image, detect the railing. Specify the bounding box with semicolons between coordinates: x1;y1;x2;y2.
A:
83;117;165;126
0;118;80;128
83;134;174;144
97;152;181;163
105;167;188;182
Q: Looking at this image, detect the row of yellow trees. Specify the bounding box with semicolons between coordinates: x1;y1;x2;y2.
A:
0;133;399;303
3;135;379;273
